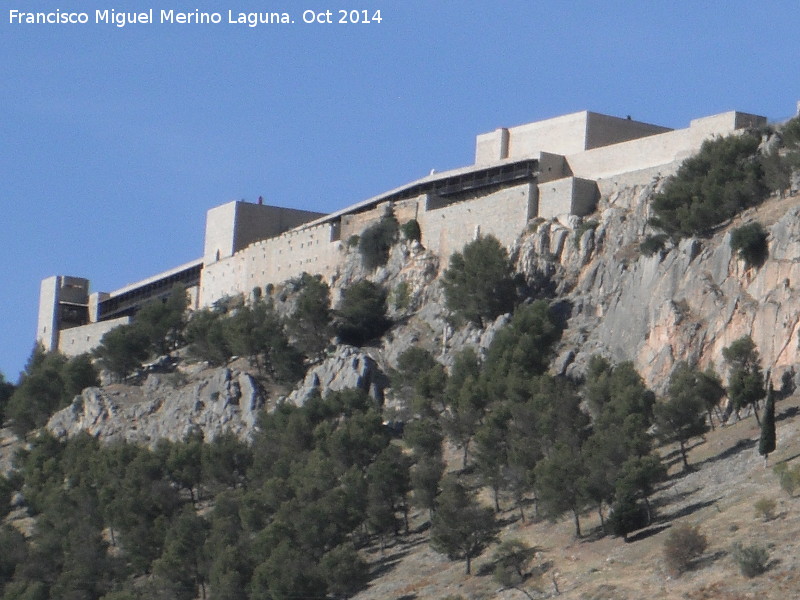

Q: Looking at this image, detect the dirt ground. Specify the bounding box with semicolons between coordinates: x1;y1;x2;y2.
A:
353;393;800;600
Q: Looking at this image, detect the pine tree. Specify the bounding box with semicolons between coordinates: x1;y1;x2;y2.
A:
759;382;776;467
430;476;498;574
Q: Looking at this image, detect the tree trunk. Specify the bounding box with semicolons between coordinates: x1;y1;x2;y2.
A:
493;487;500;513
597;503;605;530
572;508;582;538
679;440;690;471
465;554;471;575
753;402;761;426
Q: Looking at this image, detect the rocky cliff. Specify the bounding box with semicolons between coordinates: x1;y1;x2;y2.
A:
515;175;800;392
44;163;800;442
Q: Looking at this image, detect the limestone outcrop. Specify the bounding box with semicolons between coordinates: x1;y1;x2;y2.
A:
43;171;800;445
514;178;800;391
286;345;387;406
47;367;266;446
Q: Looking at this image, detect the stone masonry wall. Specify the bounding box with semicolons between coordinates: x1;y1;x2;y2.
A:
419;182;536;265
58;316;130;357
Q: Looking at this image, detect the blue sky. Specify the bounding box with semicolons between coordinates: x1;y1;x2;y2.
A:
2;1;799;381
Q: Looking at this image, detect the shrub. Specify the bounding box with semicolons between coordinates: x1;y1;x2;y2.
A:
662;523;707;575
442;235;518;327
639;234;668;257
773;462;800;497
782;115;800;147
358;211;399;270
492;539;536;590
753;497;776;521
649;133;767;239
346;234;360;248
730;222;768;267
400;219;421;242
335;280;391;345
573;219;599;248
731;542;769;578
527;217;545;233
392;281;411;310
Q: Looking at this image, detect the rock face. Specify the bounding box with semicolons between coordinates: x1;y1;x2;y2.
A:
47;368;266;446
287;345;387;406
43;166;800;445
515;176;800;391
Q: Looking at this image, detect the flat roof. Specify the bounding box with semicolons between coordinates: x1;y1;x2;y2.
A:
292;156;540;232
108;258;203;298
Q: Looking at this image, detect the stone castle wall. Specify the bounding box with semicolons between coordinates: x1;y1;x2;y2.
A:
58;317;130;356
39;107;771;355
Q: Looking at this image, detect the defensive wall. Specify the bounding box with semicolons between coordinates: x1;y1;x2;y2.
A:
37;107;769;355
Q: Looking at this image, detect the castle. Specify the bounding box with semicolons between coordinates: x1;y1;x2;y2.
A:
37;108;767;357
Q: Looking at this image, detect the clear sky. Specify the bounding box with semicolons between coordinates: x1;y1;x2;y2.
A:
2;1;799;381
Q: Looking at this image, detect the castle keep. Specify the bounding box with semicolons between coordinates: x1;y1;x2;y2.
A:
38;108;766;356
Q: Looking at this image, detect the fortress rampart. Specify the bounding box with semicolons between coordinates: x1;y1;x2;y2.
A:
37;108;768;356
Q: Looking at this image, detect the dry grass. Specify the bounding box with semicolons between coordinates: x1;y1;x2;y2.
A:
353;393;800;599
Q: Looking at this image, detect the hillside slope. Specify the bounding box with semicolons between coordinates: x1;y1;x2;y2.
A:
351;394;800;600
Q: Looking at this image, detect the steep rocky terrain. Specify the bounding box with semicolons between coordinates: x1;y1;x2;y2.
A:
40;161;800;441
8;150;800;599
350;393;800;600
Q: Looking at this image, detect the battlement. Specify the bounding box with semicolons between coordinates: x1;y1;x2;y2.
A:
37;106;769;355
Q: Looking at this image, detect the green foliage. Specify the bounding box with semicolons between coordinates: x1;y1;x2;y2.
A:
655;363;710;471
400;218;422;242
442;348;486;469
723;336;766;421
0;525;28;593
0;372;14;426
226;299;305;382
730;222;768;267
573;219;599;248
391;281;411;310
335;279;391;345
773;462;800;497
6;348;98;435
781;115;800;146
152;507;209;600
185;308;231;366
1;383;408;600
639;234;668;257
366;444;412;537
534;442;589;537
483;301;562;396
346;234;360;247
753;497;777;521
492;539;536;594
442;235;518;327
92;286;188;381
187;299;304;382
134;284;189;355
358;210;399;270
649;133;767;238
731;542;769;578
760;147;793;196
285;273;333;361
318;543;369;597
393;347;446;416
430;476;499;574
759;383;776;461
474;407;512;511
607;492;648;540
94;324;151;380
662;523;707;576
